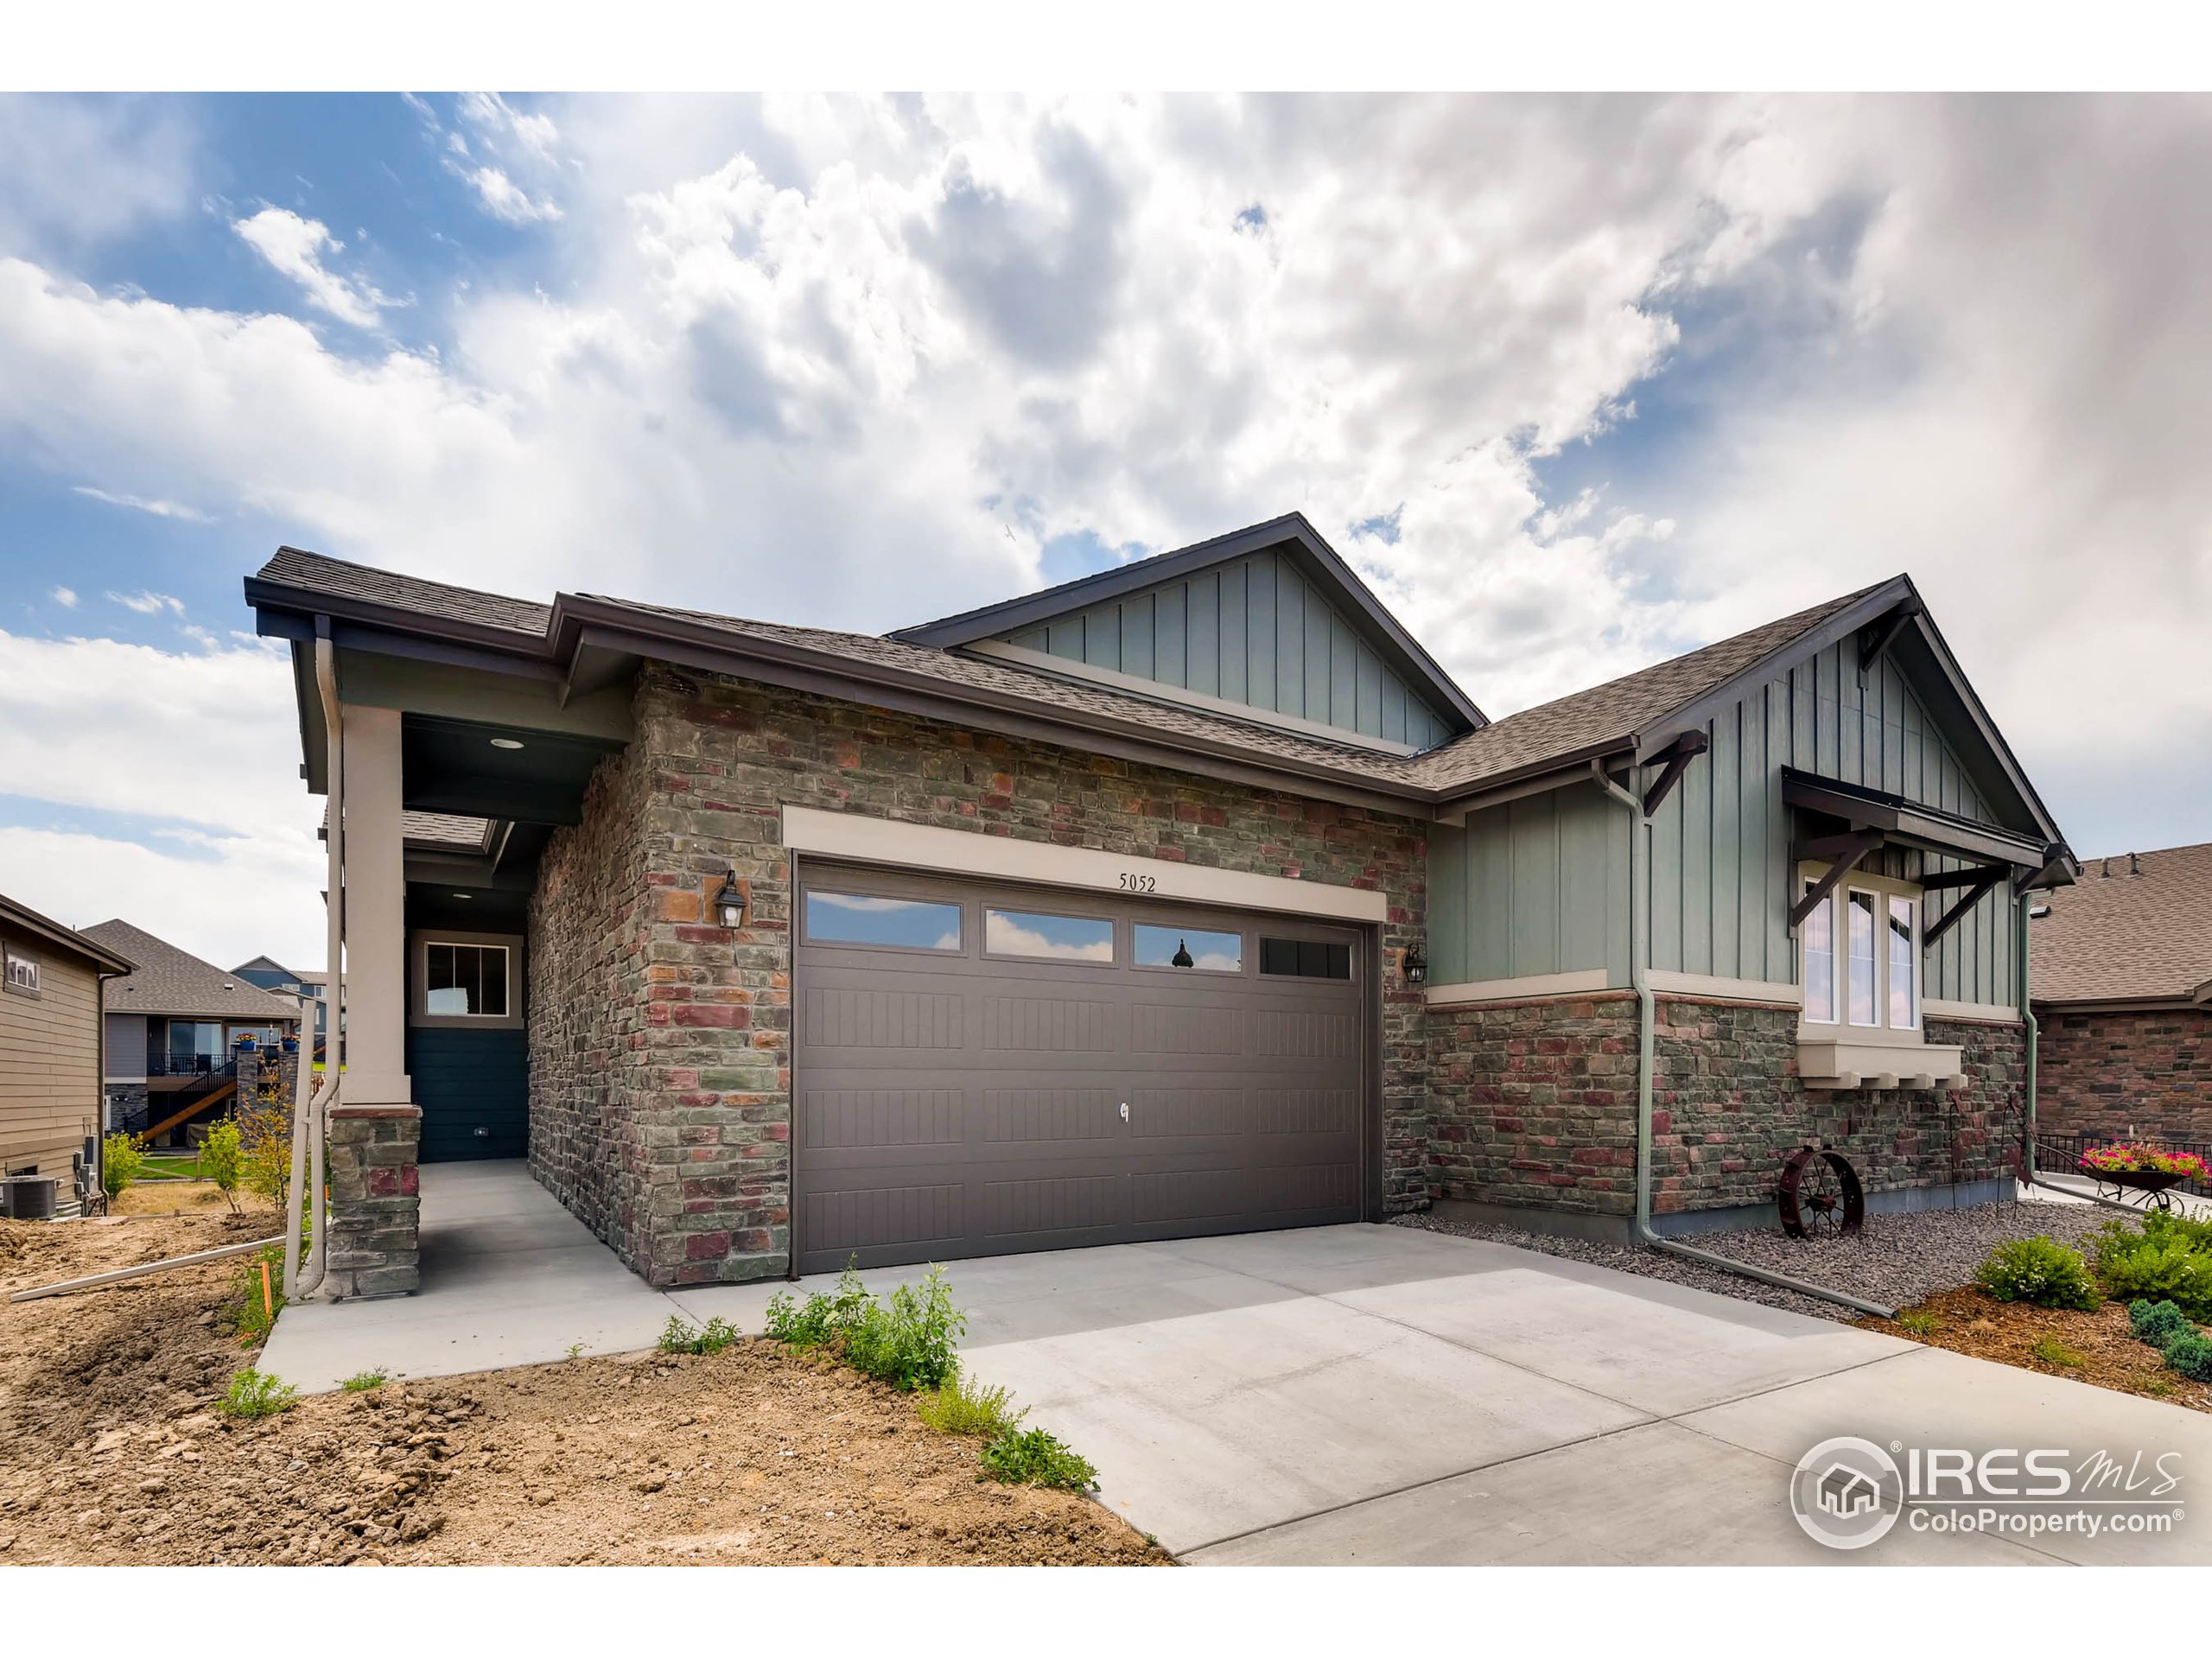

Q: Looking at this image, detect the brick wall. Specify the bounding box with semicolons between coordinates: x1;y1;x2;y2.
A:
2036;1005;2212;1143
530;663;1429;1287
1428;993;2024;1218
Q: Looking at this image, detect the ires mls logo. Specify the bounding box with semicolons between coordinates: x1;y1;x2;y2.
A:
1791;1438;1904;1548
1792;1436;2187;1551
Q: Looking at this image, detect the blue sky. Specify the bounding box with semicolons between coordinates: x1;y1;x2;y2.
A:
2;92;2208;966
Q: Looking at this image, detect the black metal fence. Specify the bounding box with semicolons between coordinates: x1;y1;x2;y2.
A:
2034;1129;2212;1201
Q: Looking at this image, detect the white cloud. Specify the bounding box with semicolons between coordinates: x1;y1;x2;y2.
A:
0;629;326;964
460;166;563;225
0;95;195;257
0;93;2203;860
232;207;396;327
73;484;213;521
103;589;184;615
0;823;326;971
49;586;76;607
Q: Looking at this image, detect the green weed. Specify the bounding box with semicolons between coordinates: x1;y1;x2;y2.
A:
219;1368;299;1419
979;1427;1099;1491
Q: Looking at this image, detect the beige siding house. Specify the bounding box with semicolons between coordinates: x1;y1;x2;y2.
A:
0;894;135;1217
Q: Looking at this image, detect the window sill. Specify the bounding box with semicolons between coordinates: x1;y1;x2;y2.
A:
1797;1037;1965;1092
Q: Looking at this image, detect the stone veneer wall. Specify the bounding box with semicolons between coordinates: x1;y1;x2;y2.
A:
323;1104;422;1299
1429;992;2024;1220
2036;1005;2212;1144
529;663;1430;1287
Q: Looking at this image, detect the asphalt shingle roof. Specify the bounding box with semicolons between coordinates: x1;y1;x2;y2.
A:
2030;842;2212;1006
251;548;1896;803
1410;583;1890;792
80;920;304;1022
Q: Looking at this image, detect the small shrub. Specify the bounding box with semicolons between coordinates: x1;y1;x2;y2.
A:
765;1263;965;1392
340;1368;390;1392
2094;1218;2212;1321
980;1427;1099;1491
237;1089;293;1211
916;1370;1027;1438
2162;1330;2212;1384
765;1264;874;1351
658;1313;741;1356
200;1118;245;1215
842;1267;964;1392
219;1367;299;1419
1975;1236;2099;1310
1893;1310;1942;1339
2031;1336;2088;1368
2128;1298;2196;1349
100;1130;145;1198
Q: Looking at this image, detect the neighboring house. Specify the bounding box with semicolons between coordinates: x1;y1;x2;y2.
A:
2030;842;2212;1146
83;919;302;1145
244;512;2072;1295
0;893;135;1217
233;954;333;1050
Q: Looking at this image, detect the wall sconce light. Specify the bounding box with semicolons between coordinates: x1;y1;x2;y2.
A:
712;870;749;929
1403;948;1427;986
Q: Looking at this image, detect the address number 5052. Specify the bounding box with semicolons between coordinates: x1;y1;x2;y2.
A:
1116;872;1158;893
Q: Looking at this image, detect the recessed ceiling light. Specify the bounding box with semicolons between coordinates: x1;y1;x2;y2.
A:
489;737;525;750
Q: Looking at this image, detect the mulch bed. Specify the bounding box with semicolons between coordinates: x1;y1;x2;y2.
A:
1858;1287;2212;1415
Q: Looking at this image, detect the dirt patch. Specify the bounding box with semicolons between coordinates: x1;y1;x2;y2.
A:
1860;1287;2212;1414
110;1180;242;1218
0;1215;1167;1566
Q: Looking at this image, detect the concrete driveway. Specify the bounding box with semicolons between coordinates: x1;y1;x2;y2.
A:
264;1166;2212;1565
925;1224;2212;1565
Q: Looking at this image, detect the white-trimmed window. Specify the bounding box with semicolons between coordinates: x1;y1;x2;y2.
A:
1797;865;1921;1036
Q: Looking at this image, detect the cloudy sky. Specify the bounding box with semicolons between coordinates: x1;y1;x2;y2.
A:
2;92;2207;968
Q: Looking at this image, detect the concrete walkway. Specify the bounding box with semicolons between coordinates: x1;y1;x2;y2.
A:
261;1164;2212;1564
260;1161;779;1393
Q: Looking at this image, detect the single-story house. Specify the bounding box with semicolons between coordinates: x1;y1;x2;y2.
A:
85;918;302;1144
244;512;2074;1295
2031;842;2212;1146
0;893;135;1217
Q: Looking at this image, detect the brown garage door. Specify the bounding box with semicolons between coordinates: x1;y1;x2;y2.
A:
791;862;1367;1274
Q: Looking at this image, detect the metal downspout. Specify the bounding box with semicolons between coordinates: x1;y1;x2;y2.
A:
285;631;343;1298
1590;760;1897;1321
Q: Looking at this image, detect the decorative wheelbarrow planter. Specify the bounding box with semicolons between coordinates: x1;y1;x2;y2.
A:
2079;1145;2209;1212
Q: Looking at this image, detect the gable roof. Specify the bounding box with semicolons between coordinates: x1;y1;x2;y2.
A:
1413;582;1895;794
888;513;1488;733
2031;842;2212;1006
80;919;302;1022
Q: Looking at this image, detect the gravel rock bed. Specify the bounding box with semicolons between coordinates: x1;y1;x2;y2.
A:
1391;1194;2113;1323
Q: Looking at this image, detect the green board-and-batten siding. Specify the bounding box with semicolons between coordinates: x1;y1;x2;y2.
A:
1000;545;1454;750
1429;632;2021;1007
1428;783;1630;987
406;1026;528;1162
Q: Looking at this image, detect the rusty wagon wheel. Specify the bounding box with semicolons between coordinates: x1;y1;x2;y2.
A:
1777;1146;1865;1239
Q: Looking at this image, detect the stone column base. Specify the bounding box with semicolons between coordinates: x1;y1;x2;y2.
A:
324;1104;422;1299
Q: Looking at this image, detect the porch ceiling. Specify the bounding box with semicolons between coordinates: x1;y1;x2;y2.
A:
399;712;625;827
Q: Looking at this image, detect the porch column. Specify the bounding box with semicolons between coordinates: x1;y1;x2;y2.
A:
326;702;421;1299
339;703;411;1106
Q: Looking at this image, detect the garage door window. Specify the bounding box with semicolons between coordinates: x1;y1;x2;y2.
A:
1133;924;1242;973
984;908;1114;963
1260;938;1352;980
804;891;963;952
